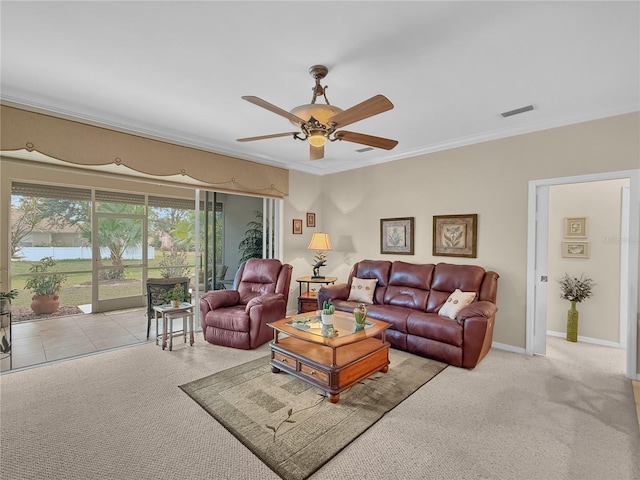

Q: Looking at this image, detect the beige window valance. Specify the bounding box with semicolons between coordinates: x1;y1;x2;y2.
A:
0;104;289;197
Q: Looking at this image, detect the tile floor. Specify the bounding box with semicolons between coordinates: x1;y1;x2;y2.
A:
0;307;193;372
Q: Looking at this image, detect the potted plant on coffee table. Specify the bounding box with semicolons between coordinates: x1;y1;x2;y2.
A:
24;256;68;315
321;299;335;325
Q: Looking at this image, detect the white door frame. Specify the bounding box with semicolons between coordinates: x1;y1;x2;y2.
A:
526;169;640;380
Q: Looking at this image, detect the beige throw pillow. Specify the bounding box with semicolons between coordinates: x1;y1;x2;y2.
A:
438;289;476;320
347;277;378;304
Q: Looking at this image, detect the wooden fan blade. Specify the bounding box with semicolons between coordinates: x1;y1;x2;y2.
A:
237;132;298;142
310;144;324;160
334;131;398;150
241;96;305;125
328;94;394;128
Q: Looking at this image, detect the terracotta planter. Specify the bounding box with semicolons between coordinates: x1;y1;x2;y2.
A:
31;294;60;315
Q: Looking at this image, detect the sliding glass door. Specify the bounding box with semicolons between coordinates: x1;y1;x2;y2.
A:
93;193;146;312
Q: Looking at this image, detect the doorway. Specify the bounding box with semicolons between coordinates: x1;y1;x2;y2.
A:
526;169;640;379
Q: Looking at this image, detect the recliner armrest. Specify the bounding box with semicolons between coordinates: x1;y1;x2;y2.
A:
245;292;284;312
200;290;241;313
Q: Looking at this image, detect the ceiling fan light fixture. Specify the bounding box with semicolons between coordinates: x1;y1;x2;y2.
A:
289;104;343;127
308;132;327;147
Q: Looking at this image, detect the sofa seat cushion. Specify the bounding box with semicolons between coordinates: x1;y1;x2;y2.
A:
203;305;249;332
365;304;412;334
407;311;463;347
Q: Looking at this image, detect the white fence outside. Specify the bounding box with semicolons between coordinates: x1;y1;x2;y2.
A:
15;246;156;261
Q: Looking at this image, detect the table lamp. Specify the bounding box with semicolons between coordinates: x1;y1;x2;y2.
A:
307;232;333;279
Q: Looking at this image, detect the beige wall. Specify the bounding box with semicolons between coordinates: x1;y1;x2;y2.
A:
547;179;629;343
283;112;640;353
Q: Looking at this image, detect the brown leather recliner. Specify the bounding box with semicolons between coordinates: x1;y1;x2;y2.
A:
199;258;293;349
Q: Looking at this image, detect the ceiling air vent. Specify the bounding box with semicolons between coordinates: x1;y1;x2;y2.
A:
501;105;534;118
356;147;374;153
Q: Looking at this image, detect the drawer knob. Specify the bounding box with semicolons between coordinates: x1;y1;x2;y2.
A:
281;358;287;363
310;370;316;375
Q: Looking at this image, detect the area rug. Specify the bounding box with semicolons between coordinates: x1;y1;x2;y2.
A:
180;349;447;480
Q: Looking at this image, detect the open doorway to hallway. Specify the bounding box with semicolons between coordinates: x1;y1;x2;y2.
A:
527;169;640;379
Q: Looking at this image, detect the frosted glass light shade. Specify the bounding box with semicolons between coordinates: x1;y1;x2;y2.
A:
290;104;342;126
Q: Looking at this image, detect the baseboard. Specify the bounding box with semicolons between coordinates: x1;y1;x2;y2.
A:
546;330;623;349
491;342;526;355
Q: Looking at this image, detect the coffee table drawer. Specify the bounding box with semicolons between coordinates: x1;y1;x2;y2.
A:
273;350;296;368
299;362;329;385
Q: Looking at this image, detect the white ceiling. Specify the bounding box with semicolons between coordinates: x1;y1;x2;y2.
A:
1;1;638;176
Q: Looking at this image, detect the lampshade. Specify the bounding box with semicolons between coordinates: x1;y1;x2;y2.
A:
307;232;333;251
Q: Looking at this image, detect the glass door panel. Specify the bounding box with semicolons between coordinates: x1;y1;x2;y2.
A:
94;213;146;312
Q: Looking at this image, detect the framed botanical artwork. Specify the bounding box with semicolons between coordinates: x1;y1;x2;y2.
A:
564;217;588;238
292;219;303;235
433;214;478;258
562;240;590;258
380;217;414;255
306;212;316;228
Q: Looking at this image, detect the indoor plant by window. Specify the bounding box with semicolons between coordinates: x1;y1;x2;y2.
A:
166;283;186;308
0;289;19;313
558;273;594;342
24;256;68;314
0;289;17;356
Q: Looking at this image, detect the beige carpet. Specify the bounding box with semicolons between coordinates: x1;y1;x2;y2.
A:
0;336;639;479
180;350;446;480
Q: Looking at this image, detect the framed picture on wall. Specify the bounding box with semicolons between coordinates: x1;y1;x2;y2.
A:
433;214;478;258
292;219;303;235
562;240;590;258
564;217;588;238
306;212;316;228
380;217;414;255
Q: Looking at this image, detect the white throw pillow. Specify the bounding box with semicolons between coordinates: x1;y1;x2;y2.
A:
347;277;378;304
438;289;476;320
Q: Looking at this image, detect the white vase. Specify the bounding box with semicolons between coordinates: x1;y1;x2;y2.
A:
321;313;334;325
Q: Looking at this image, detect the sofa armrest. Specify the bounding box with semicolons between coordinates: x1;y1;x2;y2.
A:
456;300;497;323
318;283;350;307
199;290;241;317
456;301;498;369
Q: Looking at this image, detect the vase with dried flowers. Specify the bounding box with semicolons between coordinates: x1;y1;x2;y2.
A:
558;273;594;342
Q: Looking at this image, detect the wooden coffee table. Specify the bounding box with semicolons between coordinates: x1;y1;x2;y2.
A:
268;311;390;403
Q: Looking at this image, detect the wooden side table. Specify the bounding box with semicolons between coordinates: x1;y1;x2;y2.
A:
295;276;338;313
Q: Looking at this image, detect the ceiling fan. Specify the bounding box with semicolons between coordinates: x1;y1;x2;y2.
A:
237;65;398;160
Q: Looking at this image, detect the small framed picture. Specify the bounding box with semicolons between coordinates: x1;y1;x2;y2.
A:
380;217;414;255
433;214;478;258
292;219;303;235
306;212;316;228
564;217;588;238
562;240;590;258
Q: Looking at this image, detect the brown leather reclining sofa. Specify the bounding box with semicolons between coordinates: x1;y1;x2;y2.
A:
317;260;499;368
